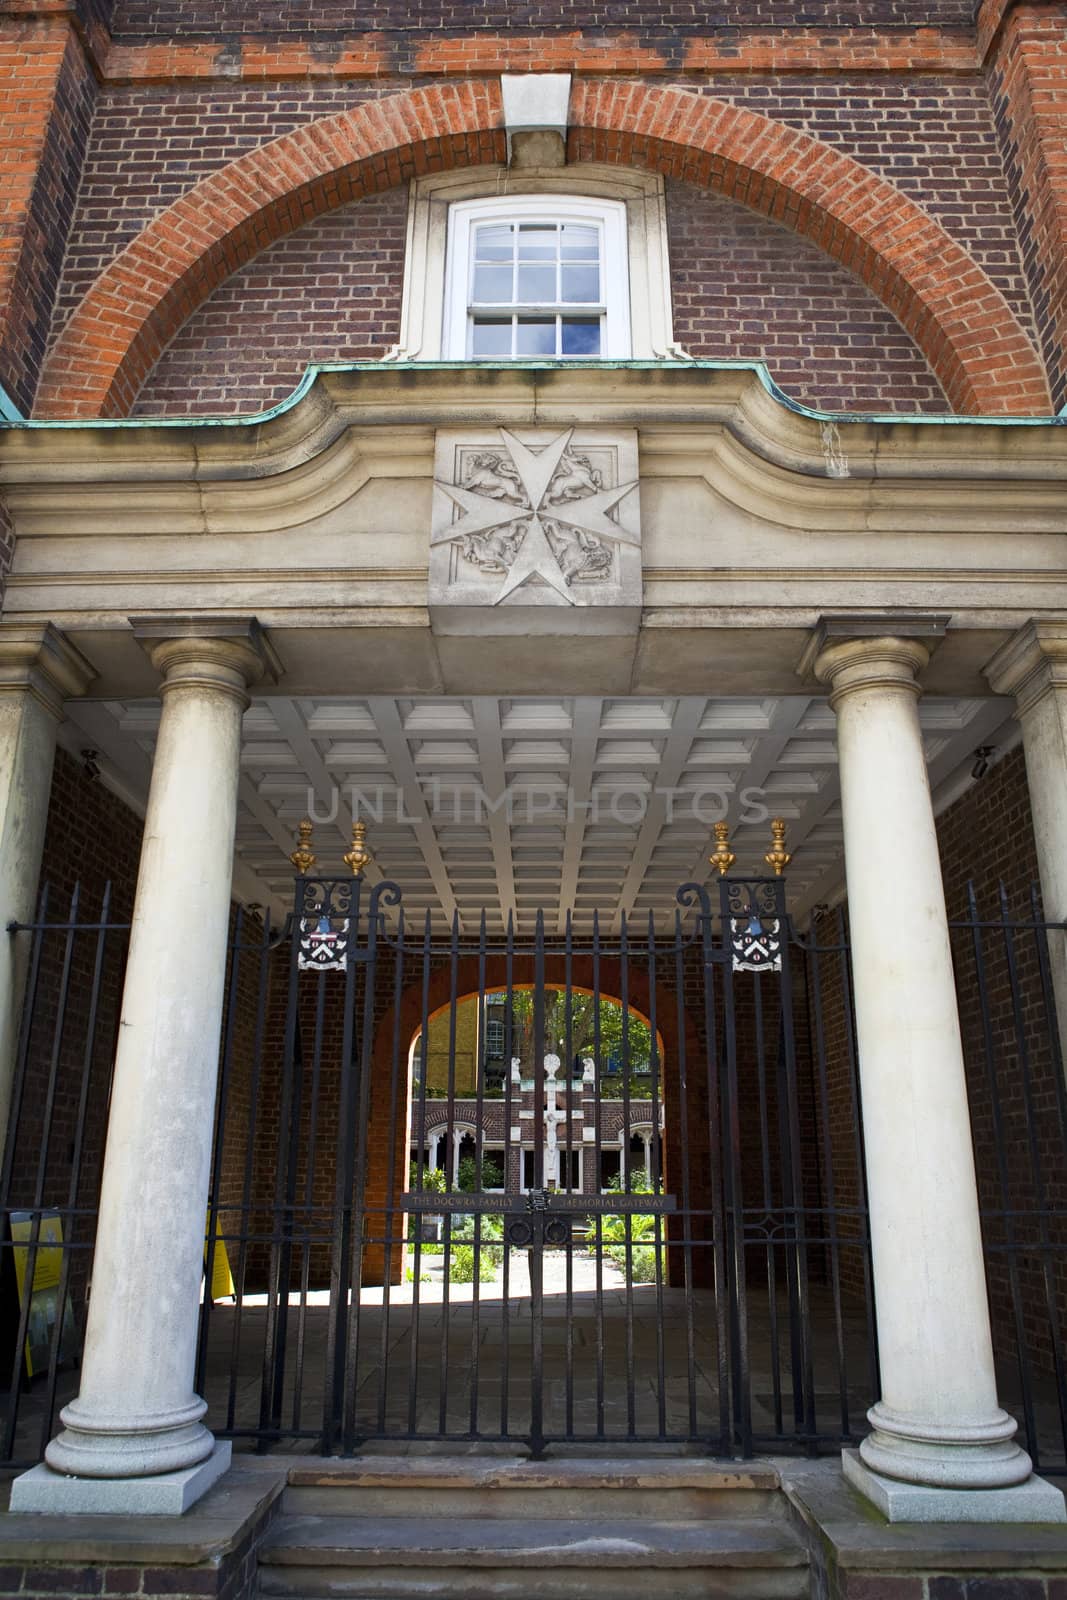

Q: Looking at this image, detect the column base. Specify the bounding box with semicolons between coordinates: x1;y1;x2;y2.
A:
844;1449;1066;1524
45;1395;214;1478
860;1399;1033;1490
10;1441;232;1516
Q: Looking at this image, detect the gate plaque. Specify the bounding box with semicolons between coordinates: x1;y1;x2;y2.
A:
401;1191;676;1214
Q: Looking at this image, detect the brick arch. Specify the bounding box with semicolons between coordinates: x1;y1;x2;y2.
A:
36;80;1051;419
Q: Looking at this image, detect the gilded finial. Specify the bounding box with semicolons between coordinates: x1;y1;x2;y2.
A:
289;817;317;874
764;818;791;878
343;818;372;878
709;820;736;877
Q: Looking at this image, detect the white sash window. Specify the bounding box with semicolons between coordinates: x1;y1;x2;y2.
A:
444;195;632;361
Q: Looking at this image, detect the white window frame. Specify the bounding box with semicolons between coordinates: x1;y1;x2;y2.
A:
521;1145;583;1193
388;163;680;363
443;194;631;361
482;1144;506;1194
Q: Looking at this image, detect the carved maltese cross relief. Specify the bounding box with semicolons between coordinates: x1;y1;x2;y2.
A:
431;428;639;606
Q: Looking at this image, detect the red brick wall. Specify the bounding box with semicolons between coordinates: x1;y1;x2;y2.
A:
132;189;407;416
0;18;96;415
45;82;408;345
936;743;1067;1380
109;1;977;36
666;181;949;412
45;68;1036;417
130;177;951;417
4;749;143;1358
673;74;1037;352
987;1;1067;411
0;2;1064;418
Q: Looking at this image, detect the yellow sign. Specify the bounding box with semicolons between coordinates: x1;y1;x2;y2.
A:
205;1211;235;1302
10;1212;78;1378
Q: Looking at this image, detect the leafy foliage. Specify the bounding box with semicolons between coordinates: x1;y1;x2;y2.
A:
589;1167;663;1283
496;990;654;1083
448;1244;500;1284
457;1153;505;1191
447;1213;504;1282
408;1161;446;1193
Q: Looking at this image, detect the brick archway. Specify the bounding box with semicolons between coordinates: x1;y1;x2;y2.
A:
36;79;1051;418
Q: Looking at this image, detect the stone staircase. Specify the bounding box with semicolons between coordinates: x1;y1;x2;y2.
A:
255;1455;812;1599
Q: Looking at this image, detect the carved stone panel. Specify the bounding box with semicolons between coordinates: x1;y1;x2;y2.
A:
429;426;641;634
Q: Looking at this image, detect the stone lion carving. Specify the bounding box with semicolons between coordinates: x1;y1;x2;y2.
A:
457;446;613;583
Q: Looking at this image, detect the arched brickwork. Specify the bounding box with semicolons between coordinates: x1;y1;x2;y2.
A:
36;79;1051;419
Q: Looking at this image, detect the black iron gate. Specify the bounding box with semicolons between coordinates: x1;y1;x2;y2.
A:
4;863;1067;1468
195;859;880;1457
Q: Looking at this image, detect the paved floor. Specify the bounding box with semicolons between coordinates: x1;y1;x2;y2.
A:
195;1251;883;1453
5;1251;1065;1473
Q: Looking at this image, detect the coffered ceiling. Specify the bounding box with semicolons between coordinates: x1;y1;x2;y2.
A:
62;692;1015;932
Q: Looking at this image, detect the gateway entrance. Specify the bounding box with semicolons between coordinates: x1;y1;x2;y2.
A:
189;840;877;1457
5;818;1067;1473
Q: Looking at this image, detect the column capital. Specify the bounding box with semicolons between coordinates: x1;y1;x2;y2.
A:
0;621;96;719
130;616;281;704
985;619;1067;718
799;615;948;706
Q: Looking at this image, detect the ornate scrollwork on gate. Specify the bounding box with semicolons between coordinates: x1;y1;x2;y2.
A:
725;880;783;974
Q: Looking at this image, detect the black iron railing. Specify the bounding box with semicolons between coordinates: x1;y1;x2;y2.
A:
1;876;1063;1471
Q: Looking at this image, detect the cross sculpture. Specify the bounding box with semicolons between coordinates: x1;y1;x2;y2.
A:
543;1053;564;1189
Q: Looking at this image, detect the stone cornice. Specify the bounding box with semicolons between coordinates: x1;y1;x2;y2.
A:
2;366;1066;543
131;616;281;697
0;620;96;717
985;619;1067;715
799;615;948;701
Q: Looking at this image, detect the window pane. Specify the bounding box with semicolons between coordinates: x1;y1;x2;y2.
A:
561;264;600;303
515;319;556;356
516;264;556;303
560;225;599;261
517;225;557;260
472;264;512;303
471;319;512;357
474;224;514;261
561;318;601;356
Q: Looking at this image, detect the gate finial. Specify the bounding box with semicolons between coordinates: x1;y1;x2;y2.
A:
344;818;373;877
709;821;736;877
765;817;791;877
289;817;317;874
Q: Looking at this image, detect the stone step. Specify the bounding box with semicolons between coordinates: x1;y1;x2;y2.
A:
257;1512;811;1600
282;1455;782;1521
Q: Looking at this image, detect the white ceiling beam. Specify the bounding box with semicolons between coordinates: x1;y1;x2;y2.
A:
678;696;815;892
555;697;602;935
368;696;461;929
610;697;706;935
472;698;518;933
268;697;384;878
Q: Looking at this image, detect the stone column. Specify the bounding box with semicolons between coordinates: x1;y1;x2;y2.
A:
0;623;95;1154
32;620;274;1508
809;619;1060;1521
986;621;1067;1069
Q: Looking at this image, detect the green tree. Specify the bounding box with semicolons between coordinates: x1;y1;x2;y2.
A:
496;991;654;1085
